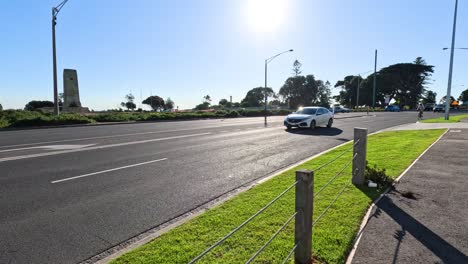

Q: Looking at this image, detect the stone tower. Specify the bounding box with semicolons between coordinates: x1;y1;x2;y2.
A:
63;69;82;112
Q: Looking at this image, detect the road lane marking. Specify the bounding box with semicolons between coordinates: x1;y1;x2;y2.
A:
0;132;211;163
51;158;167;183
0;121;284;150
0;129;209;149
0;144;96;153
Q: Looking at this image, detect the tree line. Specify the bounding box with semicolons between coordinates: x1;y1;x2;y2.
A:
195;60;332;110
334;57;437;108
197;57;440;111
120;94;175;111
7;56;468;112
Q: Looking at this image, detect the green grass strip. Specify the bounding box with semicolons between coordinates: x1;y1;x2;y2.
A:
421;113;468;123
112;129;445;264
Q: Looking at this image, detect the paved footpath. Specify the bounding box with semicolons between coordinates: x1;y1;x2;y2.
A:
351;125;468;264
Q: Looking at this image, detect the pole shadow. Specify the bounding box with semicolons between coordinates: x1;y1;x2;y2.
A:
358;187;468;263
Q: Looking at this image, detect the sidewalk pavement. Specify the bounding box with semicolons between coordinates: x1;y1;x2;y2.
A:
350;127;468;263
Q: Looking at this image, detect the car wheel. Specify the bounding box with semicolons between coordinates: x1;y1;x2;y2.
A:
327;118;333;128
310;120;316;130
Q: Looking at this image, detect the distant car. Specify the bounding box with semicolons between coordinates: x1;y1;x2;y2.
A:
424;103;435;111
433;104;446;112
284;107;333;130
330;106;351;113
385;105;400;112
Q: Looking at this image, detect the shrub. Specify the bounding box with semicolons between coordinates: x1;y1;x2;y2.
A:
24;100;54;111
365;162;393;189
0;108;291;129
92;113;139;122
0;110;94;127
215;110;228;116
275;109;292;115
225;110;240;118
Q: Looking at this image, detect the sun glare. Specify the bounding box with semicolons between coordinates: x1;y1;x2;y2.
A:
246;0;287;32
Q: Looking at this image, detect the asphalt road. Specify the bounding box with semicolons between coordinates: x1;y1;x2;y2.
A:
0;112;443;263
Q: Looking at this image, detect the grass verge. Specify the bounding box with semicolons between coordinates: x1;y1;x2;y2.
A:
111;129;445;264
421;113;468;123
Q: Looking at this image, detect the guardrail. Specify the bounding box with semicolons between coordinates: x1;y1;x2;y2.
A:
189;127;368;264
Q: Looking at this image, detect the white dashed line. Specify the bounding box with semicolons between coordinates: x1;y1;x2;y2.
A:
51;158;167;183
0;133;210;163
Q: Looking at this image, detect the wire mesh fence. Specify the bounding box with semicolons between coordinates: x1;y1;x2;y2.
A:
188;128;368;264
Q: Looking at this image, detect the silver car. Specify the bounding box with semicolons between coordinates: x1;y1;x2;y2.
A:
284;107;334;130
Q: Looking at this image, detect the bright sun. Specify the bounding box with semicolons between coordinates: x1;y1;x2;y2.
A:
246;0;287;32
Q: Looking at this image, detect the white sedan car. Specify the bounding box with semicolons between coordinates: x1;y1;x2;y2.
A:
284;106;334;130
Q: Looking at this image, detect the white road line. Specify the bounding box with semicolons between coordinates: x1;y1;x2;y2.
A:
0;144;95;153
0;132;211;163
0;129;207;149
0;121;283;150
51;158;167;184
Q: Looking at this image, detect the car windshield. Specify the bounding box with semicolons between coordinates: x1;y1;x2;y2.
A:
295;108;317;115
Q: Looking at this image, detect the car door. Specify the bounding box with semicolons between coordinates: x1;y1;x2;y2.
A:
316;108;326;125
323;108;332;124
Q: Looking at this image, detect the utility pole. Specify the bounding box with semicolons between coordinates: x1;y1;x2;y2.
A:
52;10;59;115
445;0;458;120
356;75;360;108
263;49;293;127
373;49;378;109
264;60;268;126
51;0;69;116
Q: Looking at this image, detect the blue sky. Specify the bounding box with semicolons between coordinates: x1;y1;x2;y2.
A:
1;0;467;110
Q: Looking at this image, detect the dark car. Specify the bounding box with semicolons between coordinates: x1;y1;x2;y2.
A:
385;105;400;112
433;104;445;112
424;103;435;111
330;106;351;113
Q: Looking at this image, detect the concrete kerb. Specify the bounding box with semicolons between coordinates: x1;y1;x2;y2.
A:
86;121;409;264
345;128;449;264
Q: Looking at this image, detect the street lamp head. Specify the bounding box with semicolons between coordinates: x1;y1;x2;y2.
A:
443;48;449;50
289;49;294;52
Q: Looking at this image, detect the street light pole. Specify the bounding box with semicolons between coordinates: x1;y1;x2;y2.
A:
52;9;58;115
445;0;458;120
373;49;378;109
356;75;360;108
264;60;268;126
52;0;69;116
264;49;294;126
